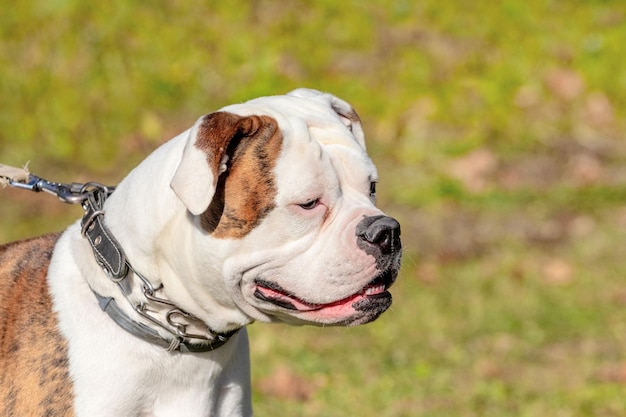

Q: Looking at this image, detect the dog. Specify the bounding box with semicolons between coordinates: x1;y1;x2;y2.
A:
0;89;401;416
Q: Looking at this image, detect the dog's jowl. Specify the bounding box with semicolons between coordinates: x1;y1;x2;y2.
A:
0;89;401;417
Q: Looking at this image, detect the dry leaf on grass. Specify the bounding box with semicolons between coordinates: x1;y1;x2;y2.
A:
447;148;498;193
541;258;573;285
257;365;320;401
545;68;585;101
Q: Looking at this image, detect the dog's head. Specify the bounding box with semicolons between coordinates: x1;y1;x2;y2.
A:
170;89;401;326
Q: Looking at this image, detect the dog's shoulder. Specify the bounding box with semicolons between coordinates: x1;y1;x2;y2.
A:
0;233;61;320
0;232;75;416
0;233;61;325
0;233;59;278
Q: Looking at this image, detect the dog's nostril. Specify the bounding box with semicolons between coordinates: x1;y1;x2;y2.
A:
357;215;401;255
362;224;391;249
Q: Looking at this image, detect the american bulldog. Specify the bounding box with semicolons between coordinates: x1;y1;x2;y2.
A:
0;89;401;416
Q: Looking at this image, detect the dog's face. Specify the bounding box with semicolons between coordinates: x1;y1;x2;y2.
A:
171;89;401;326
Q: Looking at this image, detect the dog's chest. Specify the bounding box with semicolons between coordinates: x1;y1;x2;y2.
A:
70;334;249;416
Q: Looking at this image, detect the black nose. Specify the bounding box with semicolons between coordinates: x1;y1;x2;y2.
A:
356;215;401;255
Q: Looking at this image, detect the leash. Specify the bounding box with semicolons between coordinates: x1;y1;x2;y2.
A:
1;163;239;353
0;162;111;204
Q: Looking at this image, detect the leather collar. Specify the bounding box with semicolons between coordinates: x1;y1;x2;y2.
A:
81;188;240;353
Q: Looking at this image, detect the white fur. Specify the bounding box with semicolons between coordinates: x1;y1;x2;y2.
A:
47;89;389;416
170;123;217;216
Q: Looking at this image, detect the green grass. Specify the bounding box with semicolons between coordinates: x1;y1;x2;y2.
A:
3;1;626;415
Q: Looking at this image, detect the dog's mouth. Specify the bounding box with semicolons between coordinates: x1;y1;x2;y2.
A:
253;269;396;313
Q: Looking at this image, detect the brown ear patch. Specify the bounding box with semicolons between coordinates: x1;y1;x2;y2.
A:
193;112;265;186
199;113;283;239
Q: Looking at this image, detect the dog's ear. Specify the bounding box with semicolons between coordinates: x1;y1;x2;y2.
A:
287;88;366;149
171;112;269;215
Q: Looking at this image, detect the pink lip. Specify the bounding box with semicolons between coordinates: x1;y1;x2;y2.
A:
254;278;389;313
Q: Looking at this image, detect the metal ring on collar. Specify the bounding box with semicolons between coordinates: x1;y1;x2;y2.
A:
80;209;105;236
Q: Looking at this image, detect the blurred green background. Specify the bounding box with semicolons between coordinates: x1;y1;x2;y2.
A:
2;1;626;415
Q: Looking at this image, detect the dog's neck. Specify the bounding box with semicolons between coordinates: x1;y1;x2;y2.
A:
83;132;252;343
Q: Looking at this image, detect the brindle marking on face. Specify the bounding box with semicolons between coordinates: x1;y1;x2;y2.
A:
196;112;283;239
0;233;74;417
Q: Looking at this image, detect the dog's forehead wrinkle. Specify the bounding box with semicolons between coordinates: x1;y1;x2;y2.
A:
321;143;377;186
273;140;375;210
224;95;348;131
220;94;367;155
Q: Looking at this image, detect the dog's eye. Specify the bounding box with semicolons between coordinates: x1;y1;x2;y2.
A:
298;198;320;210
369;181;377;197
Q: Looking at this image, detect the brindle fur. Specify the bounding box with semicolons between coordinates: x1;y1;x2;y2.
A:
0;233;74;416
